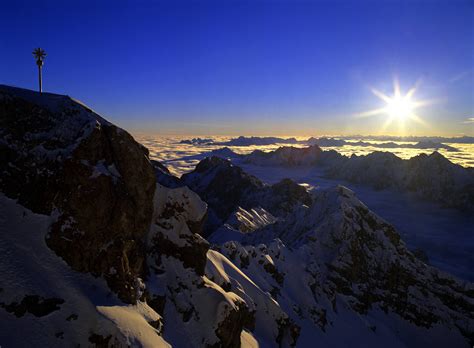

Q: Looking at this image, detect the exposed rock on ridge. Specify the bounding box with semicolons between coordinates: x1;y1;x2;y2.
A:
0;85;156;303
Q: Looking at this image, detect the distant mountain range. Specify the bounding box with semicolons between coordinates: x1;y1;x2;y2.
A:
178;135;469;151
233;145;474;211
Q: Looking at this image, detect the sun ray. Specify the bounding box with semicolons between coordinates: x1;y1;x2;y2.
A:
405;77;423;99
411;98;438;108
370;88;392;103
354;107;388;118
379;115;395;133
410;113;427;126
393;77;401;98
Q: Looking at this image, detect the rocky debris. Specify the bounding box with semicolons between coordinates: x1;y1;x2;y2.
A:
0;85;156;303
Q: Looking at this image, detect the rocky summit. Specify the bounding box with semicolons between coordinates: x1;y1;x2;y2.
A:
0;86;473;347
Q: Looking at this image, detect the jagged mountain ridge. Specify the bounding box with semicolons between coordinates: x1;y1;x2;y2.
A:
180;156;312;237
177;135;461;151
240;144;474;211
168;155;474;346
1;86;473;347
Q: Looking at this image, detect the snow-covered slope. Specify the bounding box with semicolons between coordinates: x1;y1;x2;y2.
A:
0;194;170;347
211;186;474;347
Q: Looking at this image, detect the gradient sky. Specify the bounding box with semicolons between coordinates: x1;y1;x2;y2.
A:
1;0;473;136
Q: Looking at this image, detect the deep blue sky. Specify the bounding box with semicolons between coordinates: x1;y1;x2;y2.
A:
1;0;473;135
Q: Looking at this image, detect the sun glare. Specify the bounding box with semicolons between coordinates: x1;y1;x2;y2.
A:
385;95;414;120
355;77;433;134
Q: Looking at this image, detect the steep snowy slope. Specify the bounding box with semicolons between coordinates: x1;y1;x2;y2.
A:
0;194;170;347
210;185;474;347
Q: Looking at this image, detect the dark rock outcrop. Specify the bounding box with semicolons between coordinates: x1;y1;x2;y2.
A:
0;295;64;318
0;85;155;303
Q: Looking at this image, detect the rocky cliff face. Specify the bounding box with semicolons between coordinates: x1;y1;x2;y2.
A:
0;85;156;304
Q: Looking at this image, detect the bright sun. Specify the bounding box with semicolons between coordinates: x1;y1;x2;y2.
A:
385;95;414;120
355;77;432;133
